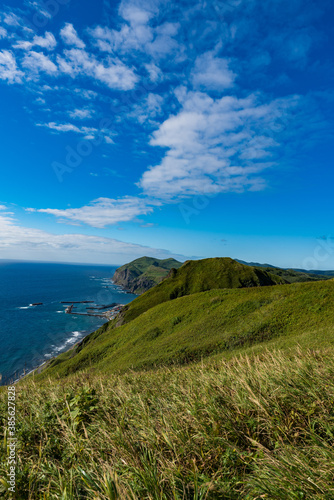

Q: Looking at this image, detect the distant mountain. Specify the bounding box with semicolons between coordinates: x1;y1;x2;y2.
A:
118;257;287;325
112;256;183;294
235;259;334;282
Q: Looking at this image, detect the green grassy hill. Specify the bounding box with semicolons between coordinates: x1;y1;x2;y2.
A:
2;265;334;498
40;278;334;380
112;256;182;294
2;284;334;497
118;257;287;324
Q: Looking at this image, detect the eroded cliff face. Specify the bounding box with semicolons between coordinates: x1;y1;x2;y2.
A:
112;268;160;294
112;257;183;294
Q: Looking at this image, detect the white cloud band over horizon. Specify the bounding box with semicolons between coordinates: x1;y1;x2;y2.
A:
0;209;186;264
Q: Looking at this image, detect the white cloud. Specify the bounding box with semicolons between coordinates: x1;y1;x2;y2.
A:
144;62;163;82
37;122;98;135
27;1;52;20
87;26;117;53
88;23;153;54
119;0;158;26
139;89;296;198
104;136;114;144
0;50;23;83
14;32;57;51
0;212;183;264
129;93;164;124
57;48;138;90
37;121;115;144
89;6;180;60
74;88;99;100
60;23;85;49
69;108;94;120
22;51;58;76
3;12;20;27
0;27;7;38
29;197;157;228
192;52;236;91
147;22;180;58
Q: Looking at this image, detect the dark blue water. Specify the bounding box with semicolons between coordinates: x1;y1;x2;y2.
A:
0;261;137;384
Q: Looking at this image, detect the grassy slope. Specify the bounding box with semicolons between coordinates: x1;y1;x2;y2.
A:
2;348;334;498
39;278;334;380
119;257;287;324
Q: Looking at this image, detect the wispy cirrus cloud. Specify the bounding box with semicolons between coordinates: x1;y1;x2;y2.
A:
37;121;98;135
36;121;115;143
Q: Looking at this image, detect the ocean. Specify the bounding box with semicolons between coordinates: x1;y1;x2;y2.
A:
0;261;137;385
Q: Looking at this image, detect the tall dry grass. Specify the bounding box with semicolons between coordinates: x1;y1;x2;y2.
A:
1;347;334;499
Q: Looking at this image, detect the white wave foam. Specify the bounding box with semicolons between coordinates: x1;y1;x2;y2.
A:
53;331;83;352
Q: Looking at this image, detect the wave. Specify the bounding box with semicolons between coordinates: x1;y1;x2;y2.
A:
52;331;83;354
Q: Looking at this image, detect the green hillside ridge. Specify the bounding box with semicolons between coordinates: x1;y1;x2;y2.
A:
117;257;287;325
260;266;332;283
112;256;183;294
236;259;334;283
39;278;334;380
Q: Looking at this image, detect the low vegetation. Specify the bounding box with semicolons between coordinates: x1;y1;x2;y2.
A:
1;348;334;499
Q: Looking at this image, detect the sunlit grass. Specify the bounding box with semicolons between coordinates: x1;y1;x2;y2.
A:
1;347;334;498
40;279;334;380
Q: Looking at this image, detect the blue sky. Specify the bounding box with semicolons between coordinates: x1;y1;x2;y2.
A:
0;0;334;268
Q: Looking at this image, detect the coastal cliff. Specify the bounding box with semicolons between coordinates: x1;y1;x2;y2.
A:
112;256;183;294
